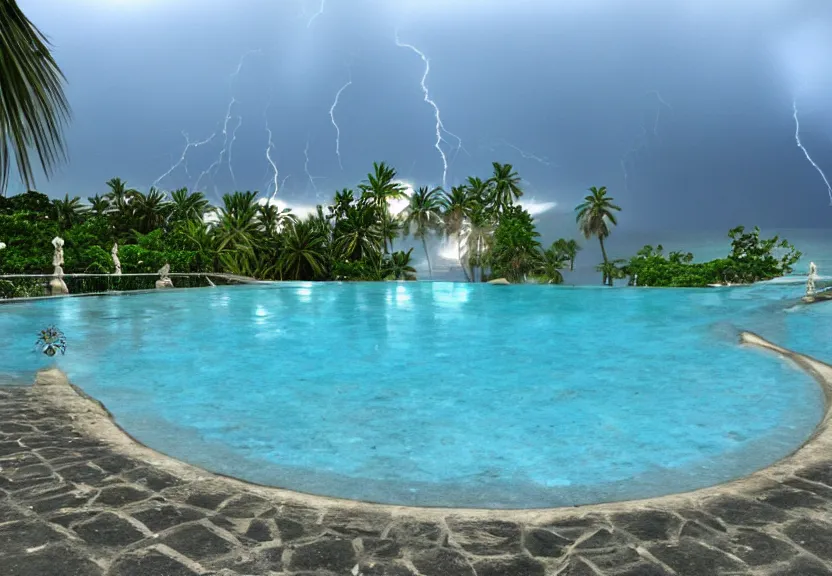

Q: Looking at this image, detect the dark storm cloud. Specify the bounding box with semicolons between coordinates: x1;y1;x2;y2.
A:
13;0;832;230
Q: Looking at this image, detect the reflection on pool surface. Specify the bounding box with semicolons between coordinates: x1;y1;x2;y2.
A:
0;282;826;508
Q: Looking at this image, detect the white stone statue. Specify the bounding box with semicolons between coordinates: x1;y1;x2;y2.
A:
51;237;64;268
49;237;68;295
806;261;818;297
155;262;174;289
111;243;121;275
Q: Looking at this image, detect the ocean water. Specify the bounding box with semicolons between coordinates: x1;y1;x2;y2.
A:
0;281;826;508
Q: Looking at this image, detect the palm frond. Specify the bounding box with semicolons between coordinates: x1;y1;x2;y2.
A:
0;0;70;194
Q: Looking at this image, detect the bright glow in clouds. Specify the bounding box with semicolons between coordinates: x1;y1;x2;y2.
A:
388;180;415;217
518;199;558;217
775;19;832;101
437;198;557;262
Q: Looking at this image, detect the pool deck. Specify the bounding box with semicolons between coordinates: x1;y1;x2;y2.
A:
1;335;832;575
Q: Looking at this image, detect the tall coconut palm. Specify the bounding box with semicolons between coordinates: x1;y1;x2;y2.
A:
487;162;523;213
358;162;406;253
440;185;478;281
464;176;490;204
575;186;621;285
0;0;70;196
462;205;495;282
401;186;443;278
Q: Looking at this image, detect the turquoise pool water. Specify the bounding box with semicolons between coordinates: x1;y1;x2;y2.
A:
0;282;826;508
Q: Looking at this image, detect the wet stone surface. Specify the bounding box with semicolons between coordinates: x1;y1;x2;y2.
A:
2;386;832;575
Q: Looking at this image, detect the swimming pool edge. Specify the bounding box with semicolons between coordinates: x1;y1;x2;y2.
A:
25;330;832;523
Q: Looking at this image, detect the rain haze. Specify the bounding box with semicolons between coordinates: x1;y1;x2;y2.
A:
14;0;832;236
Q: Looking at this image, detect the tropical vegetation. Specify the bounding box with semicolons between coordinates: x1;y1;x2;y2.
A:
623;227;802;287
0;162;580;287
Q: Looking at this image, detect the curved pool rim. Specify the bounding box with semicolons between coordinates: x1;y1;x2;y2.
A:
13;285;832;517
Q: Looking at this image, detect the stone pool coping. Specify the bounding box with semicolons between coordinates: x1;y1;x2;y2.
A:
1;332;831;574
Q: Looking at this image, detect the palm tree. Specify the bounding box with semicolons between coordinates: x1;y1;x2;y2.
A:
668;250;693;264
168;188;210;224
104;177;135;207
87;194;110;217
256;202;295;236
103;177;138;235
487;162;523;213
575;186;621;285
401;186;443;278
387;249;418;281
52;194;86;230
358;162;406;252
536;244;567;284
440;185;478;281
462;204;495;282
465;176;490;202
214;191;260;252
333;204;382;261
0;0;70;196
553;238;581;271
129;187;169;234
596;259;627;287
279;220;328;280
329;188;354;223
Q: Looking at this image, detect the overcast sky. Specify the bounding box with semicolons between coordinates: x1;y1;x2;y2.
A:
13;0;832;230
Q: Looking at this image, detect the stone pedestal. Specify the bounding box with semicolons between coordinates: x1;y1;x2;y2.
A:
49;277;69;296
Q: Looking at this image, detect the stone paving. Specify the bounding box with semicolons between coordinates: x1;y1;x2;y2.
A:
2;336;832;575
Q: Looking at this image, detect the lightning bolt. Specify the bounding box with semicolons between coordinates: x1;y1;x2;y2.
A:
620;125;648;194
647;90;673;137
620;92;671;193
152;131;217;190
194;97;237;196
184;49;260;199
500;139;553;167
303;139;326;200
307;0;326;28
395;31;464;190
793;100;832;205
264;99;280;203
329;72;352;170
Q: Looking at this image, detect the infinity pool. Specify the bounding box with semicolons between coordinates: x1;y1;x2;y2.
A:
0;282;825;508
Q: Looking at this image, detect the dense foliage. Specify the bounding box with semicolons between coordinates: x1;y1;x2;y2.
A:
623;226;802;287
0;163;579;285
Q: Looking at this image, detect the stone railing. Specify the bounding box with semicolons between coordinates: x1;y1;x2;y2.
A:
0;272;260;300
